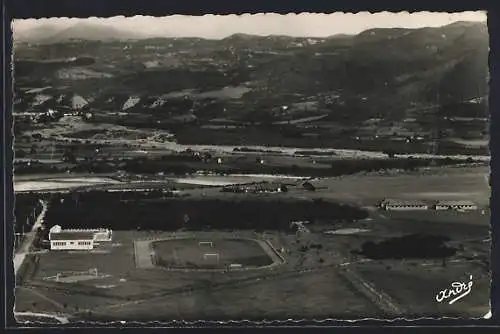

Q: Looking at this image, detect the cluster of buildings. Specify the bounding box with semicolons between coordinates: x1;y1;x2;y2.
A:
380;199;479;211
48;225;113;251
221;182;287;194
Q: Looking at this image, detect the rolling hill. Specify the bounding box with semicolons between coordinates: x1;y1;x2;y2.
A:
15;22;142;44
13;21;489;124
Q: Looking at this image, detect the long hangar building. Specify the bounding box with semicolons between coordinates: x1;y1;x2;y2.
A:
380;198;478;211
434;200;478;211
380;199;429;211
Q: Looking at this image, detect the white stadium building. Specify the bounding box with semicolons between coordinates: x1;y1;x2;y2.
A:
49;225;113;251
380;199;429;211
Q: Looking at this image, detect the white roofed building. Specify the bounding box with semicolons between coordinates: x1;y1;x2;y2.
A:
380;199;429;211
434;200;478;211
50;231;95;251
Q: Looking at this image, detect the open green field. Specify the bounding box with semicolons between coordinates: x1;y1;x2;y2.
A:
310;166;490;207
353;260;490;318
87;266;383;321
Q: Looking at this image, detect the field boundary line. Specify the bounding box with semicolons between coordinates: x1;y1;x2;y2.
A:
25;281;129;301
338;266;404;316
16;286;66;310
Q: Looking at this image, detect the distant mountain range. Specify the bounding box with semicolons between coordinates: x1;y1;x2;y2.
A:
15;22;358;43
13;21;489;125
15;22;142;43
16;20;484;44
15;23;357;45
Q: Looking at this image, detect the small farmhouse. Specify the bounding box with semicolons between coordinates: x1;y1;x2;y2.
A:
434;200;478;211
380;199;429;211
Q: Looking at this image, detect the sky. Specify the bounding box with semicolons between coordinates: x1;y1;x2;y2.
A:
13;12;487;39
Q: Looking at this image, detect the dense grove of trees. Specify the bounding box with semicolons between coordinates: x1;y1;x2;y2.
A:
354;234;457;259
14;155;480;177
118;156;475;176
44;191;368;231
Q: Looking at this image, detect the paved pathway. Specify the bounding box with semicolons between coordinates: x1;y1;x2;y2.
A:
133;240;155;269
14;200;48;276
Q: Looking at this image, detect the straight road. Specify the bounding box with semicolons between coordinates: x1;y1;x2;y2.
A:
13;200;48;276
